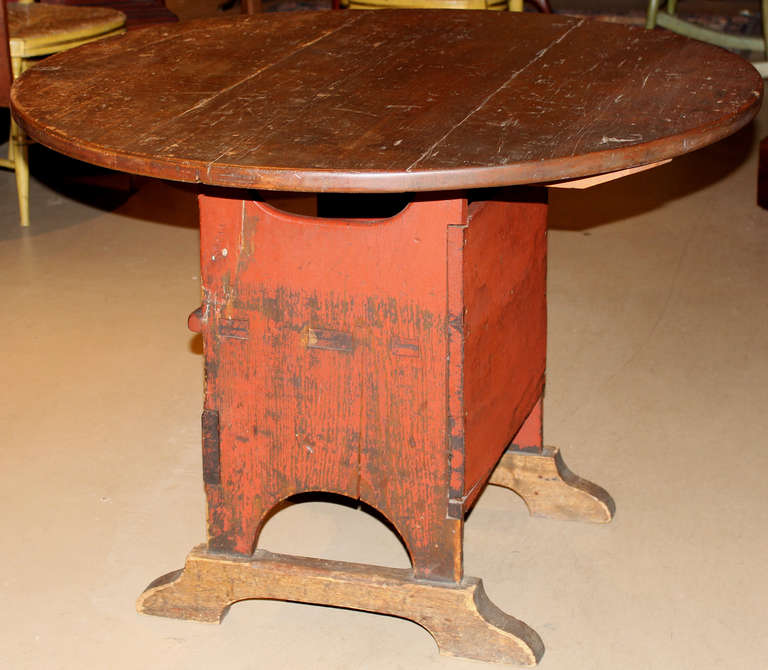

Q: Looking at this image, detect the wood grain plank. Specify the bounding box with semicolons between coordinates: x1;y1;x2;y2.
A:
424;21;758;178
11;11;762;191
198;193;466;580
461;194;547;505
214;13;576;176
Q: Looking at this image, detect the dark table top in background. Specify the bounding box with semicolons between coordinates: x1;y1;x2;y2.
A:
11;10;763;193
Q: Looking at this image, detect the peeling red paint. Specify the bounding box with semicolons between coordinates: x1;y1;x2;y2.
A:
197;191;548;582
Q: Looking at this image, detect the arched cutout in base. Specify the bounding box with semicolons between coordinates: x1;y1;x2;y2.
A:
255;492;412;570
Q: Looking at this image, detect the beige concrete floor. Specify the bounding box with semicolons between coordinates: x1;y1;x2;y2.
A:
2;98;768;669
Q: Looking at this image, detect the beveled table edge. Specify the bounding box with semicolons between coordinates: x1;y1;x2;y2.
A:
11;100;760;192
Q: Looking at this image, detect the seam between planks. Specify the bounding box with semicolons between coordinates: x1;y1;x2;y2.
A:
405;18;586;172
133;13;365;152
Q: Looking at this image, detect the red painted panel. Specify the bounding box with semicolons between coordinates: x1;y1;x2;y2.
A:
511;398;543;451
197;190;548;580
198;193;465;580
354;198;466;581
460;195;547;509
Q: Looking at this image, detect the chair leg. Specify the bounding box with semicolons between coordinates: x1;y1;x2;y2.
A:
10;56;31;227
12;121;30;228
646;0;661;28
7;117;14;163
8;57;23;164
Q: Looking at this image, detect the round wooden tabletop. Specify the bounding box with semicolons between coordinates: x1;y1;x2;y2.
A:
11;11;763;193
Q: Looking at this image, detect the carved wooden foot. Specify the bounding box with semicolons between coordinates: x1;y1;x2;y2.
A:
489;446;615;523
138;545;544;666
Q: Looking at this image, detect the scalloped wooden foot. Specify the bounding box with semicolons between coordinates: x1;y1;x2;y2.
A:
138;545;544;666
489;446;615;523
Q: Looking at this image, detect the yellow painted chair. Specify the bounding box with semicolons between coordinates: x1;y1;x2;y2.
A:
341;0;552;17
0;0;125;226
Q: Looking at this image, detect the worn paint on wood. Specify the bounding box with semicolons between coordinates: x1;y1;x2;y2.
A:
510;398;544;452
11;11;762;193
461;193;547;509
197;190;555;581
198;193;467;580
443;191;548;515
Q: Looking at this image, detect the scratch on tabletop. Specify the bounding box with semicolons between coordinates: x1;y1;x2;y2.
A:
405;19;586;171
137;13;364;148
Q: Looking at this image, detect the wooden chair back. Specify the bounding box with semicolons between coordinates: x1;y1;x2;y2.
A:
0;0;12;107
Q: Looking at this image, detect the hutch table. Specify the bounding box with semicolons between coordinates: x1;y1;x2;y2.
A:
11;11;762;665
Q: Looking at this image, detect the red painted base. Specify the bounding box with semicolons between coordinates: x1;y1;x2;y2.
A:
193;190;547;581
142;189;613;665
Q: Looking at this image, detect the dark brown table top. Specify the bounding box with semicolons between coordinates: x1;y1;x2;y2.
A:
11;11;762;192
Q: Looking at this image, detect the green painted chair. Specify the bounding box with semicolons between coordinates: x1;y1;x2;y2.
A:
646;0;768;77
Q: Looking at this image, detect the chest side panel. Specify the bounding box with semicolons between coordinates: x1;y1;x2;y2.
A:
198;194;459;564
461;194;548;508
